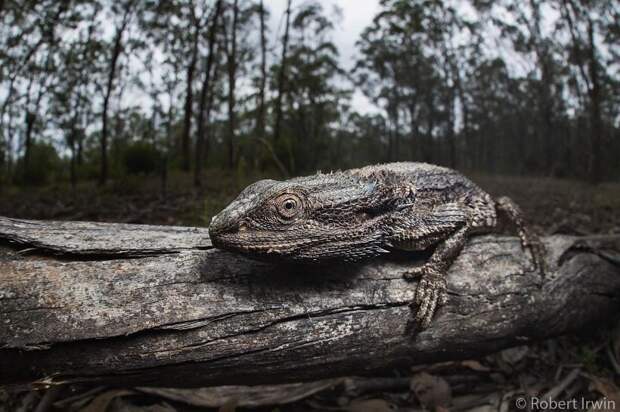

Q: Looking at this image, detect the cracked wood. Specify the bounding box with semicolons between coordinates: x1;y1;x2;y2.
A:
0;216;619;387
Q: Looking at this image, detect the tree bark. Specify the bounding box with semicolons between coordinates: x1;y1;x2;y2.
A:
0;216;618;388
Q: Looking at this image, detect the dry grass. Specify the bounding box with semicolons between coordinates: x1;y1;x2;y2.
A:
1;172;618;235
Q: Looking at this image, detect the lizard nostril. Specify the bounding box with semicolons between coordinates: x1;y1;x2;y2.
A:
209;214;225;236
209;214;246;239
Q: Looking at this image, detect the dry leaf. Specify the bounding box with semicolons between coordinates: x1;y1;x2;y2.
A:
588;375;620;406
410;372;452;409
500;346;529;365
218;399;237;412
79;390;134;412
461;360;491;372
137;379;342;408
109;398;177;412
345;398;397;412
612;321;620;366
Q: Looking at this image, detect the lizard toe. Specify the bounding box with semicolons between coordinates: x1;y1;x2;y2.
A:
422;289;439;328
439;287;448;306
412;269;447;330
415;285;431;324
529;240;547;276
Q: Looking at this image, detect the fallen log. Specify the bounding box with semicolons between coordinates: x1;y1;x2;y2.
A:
0;216;618;387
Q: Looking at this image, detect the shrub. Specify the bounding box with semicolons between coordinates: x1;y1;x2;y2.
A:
14;142;62;186
123;141;162;176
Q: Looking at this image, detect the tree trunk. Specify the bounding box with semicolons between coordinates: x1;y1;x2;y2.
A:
273;0;292;146
203;44;221;167
23;77;45;178
180;20;200;173
22;76;35;175
560;0;601;181
100;4;132;185
69;134;76;190
586;17;602;183
447;89;456;169
424;93;436;164
407;102;418;161
0;132;4;174
23;111;34;174
69;90;84;190
526;0;556;177
455;70;469;169
255;0;267;169
0;216;618;388
225;0;239;170
194;0;222;187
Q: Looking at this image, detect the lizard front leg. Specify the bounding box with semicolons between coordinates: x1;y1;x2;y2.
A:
406;225;468;328
389;203;469;329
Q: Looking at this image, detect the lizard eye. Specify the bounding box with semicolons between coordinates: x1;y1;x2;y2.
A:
275;194;302;219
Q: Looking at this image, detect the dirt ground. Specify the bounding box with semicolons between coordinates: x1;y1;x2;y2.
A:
1;172;619;411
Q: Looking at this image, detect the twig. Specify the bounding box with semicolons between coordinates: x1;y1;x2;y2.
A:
542;368;581;400
34;385;64;412
606;344;620;376
258;137;289;178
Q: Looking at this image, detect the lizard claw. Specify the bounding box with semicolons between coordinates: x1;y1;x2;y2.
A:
403;265;425;280
404;266;447;330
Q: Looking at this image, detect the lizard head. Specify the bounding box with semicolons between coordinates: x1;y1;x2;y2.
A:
208;172;394;263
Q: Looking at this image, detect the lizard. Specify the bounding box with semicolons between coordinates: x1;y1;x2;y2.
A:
208;162;545;329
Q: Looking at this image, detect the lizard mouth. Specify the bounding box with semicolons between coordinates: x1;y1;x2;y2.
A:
211;232;316;256
210;220;390;263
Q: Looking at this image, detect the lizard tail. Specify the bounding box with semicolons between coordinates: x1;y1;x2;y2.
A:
495;196;547;279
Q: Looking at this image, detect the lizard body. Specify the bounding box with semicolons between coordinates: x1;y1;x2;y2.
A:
209;162;544;328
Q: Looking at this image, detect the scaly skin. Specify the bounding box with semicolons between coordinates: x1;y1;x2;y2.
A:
209;162;545;330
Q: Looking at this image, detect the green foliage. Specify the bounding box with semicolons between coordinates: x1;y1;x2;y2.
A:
14;142;63;186
122;141;162;176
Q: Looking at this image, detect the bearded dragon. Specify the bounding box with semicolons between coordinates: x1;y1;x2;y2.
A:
209;162;545;329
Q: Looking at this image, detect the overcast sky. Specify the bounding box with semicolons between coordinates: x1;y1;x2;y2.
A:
265;0;382;113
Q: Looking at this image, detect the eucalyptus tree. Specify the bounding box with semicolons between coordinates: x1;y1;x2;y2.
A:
179;0;212;172
276;1;349;173
97;0;140;184
272;0;292;147
557;0;619;181
216;0;264;171
255;0;268;156
194;0;222;186
50;3;102;187
0;0;74;180
222;0;239;170
355;0;462;164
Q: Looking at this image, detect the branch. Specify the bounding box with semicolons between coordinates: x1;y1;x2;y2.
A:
0;216;618;388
